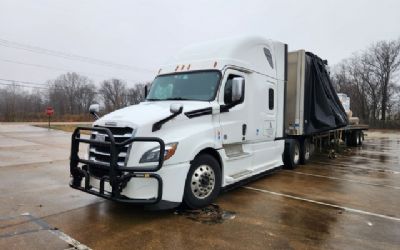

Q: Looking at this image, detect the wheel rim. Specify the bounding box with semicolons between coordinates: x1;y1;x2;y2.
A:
304;142;311;160
190;164;215;199
294;143;300;164
356;134;360;144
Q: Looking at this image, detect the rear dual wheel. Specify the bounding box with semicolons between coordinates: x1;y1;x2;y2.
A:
283;139;300;169
284;138;313;169
346;130;363;147
300;139;311;165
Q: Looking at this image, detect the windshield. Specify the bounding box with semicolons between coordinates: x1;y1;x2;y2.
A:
147;71;221;101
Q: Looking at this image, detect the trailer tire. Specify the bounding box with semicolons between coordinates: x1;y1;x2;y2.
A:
358;131;363;146
300;138;311;165
283;139;300;170
346;131;359;147
183;154;221;209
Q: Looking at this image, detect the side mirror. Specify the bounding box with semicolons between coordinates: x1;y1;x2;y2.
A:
144;85;148;98
170;103;183;114
89;104;100;119
232;77;244;102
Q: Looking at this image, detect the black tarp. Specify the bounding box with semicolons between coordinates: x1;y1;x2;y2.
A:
303;52;348;135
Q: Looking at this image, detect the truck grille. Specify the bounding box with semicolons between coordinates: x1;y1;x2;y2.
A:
88;126;134;177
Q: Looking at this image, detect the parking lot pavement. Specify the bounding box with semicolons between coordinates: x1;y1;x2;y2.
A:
0;125;399;249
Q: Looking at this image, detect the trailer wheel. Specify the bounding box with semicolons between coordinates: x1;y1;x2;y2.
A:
346;131;359;147
283;139;300;169
183;154;221;209
358;131;363;146
300;139;311;165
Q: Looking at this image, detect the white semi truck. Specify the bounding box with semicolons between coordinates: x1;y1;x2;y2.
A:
69;36;366;209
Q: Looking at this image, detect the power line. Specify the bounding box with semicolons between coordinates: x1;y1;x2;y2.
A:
0;38;154;73
0;81;48;90
0;58;141;82
0;78;47;86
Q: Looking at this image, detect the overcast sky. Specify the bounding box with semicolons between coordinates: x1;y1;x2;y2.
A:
0;0;399;88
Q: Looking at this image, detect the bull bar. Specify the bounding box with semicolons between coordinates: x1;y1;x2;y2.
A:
69;126;165;204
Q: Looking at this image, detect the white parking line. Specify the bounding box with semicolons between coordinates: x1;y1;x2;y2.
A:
243;186;400;222
21;213;92;250
285;170;400;190
50;229;91;250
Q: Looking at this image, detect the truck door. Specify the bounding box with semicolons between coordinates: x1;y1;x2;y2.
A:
219;70;247;144
219;69;251;177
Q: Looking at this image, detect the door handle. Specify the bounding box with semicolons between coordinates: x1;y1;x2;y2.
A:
242;124;247;141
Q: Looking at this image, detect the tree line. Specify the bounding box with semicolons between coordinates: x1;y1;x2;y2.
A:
1;38;400;126
331;38;400;126
0;72;149;122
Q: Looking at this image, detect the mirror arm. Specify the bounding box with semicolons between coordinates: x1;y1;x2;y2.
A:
152;107;183;132
90;112;100;120
220;100;241;113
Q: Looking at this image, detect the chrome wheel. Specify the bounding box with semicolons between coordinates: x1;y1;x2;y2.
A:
304;141;311;161
190;164;215;199
294;143;300;165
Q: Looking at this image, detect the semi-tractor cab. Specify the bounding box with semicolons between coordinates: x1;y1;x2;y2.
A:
69;36;363;209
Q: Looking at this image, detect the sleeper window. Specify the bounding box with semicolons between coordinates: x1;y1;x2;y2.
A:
269;88;274;110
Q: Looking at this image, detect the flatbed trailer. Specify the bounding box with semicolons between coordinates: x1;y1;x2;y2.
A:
311;124;369;152
282;50;368;168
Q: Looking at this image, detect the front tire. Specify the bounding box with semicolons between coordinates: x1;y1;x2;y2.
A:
183;154;221;209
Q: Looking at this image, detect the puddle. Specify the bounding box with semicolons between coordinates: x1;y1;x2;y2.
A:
175;204;236;224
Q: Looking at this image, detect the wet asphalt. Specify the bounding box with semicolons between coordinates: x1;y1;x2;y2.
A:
0;124;399;250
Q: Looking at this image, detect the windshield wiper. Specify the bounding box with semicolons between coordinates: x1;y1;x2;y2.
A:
164;97;192;101
146;98;162;101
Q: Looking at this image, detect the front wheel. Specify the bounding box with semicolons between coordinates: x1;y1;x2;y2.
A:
183;154;222;209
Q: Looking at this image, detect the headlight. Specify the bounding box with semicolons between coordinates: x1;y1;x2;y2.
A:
139;142;178;163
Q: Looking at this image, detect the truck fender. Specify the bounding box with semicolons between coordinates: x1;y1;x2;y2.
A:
188;142;221;164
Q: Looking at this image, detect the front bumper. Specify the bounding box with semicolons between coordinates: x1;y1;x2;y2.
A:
69;126;165;204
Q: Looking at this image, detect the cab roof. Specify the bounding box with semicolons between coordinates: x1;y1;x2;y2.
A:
158;36;285;78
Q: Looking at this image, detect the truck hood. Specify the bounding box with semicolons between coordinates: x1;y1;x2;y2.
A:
95;101;211;128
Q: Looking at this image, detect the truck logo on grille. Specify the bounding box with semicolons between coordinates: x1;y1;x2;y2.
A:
95;134;106;142
105;121;117;126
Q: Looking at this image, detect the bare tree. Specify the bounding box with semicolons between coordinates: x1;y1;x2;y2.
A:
364;39;400;120
127;82;150;105
0;85;46;122
332;38;400;124
332;56;376;122
99;79;128;112
48;72;97;116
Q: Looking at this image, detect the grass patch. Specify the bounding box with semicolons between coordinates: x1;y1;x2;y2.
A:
34;124;91;134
